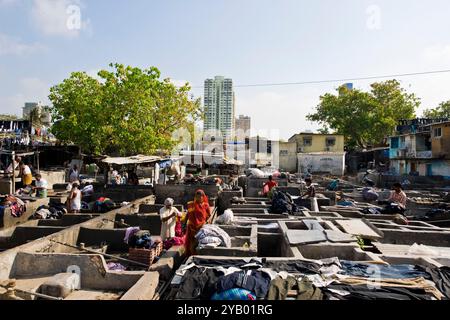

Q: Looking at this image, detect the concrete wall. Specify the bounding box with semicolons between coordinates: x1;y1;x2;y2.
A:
39;170;66;189
154;184;219;205
298;153;346;176
431;122;450;158
139;204;184;213
217;189;243;215
380;229;450;247
0;178;12;195
11;252;144;291
77;227;129;252
91;185;154;203
0;195;154;281
9;226;67;247
279;141;297;173
289;134;345;153
1;197;50;229
115;214;161;236
246;177;288;198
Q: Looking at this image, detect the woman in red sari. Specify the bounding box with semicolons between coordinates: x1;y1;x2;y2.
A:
184;189;211;257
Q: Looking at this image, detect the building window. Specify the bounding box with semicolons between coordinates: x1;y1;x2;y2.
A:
326;138;336;147
391;137;399;149
280;150;288;156
303;137;312;147
434;127;442;138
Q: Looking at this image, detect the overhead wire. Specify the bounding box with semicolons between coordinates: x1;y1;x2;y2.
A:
190;68;450;89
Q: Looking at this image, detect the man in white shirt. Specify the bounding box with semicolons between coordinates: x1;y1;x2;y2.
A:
33;173;48;198
6;156;21;173
159;198;181;241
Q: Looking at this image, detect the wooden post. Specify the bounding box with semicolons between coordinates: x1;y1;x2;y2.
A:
11;151;15;194
36;151;40;173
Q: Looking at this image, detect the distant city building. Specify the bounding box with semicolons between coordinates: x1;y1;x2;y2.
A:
23;102;39;119
288;133;346;175
235;115;251;137
22;102;51;126
339;83;353;96
203;76;235;140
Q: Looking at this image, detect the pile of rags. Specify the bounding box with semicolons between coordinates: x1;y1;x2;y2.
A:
33;203;67;220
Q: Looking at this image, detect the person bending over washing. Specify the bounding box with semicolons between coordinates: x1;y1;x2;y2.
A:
160;198;182;241
19;162;33;188
67;182;82;213
33;173;48;198
382;183;407;215
263;175;278;196
184;190;211;257
302;178;316;199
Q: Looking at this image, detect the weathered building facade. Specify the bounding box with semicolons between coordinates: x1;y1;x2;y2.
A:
389;119;450;178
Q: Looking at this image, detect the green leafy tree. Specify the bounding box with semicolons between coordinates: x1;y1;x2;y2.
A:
49;63;201;156
307;80;420;149
30;107;44;129
423;100;450;119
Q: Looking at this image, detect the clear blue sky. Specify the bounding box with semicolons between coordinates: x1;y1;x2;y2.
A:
1;0;450;139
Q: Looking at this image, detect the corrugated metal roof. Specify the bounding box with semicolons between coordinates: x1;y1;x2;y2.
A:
101;155;162;165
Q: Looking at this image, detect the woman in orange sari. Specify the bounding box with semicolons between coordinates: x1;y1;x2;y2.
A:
184;189;211;257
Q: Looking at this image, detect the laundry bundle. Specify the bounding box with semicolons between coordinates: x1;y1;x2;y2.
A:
230;197;246;205
163;237;185;250
216;270;272;299
271;190;300;215
215;209;234;225
93;197;115;213
196;224;231;249
81;185;94;196
362;187;380;202
3;195;25;218
33;203;67;220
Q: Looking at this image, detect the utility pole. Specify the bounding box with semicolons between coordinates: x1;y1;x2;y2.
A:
11;151;16;194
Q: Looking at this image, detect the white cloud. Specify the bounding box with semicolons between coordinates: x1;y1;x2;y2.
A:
31;0;91;37
0;33;46;56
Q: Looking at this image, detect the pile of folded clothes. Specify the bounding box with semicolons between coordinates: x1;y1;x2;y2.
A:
195;224;231;249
